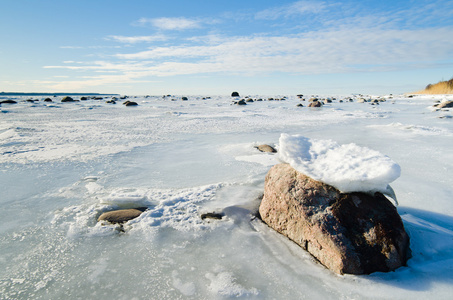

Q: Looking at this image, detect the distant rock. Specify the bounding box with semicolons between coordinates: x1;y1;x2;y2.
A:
123;101;138;106
255;144;277;153
44;98;53;102
61;96;77;102
296;103;304;107
259;163;411;275
80;96;88;100
98;208;146;224
435;100;453;109
235;99;247;105
0;100;17;104
106;100;116;104
308;100;322;107
231;91;240;97
182;97;188;101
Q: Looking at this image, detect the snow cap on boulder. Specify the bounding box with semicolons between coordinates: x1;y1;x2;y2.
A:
278;134;401;196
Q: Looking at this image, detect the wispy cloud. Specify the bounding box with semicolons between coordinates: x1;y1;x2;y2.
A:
255;0;328;20
133;17;202;30
106;35;168;43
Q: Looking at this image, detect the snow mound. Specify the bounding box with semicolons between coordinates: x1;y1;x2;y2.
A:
278;134;401;194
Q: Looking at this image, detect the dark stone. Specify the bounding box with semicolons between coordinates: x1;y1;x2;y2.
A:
182;97;188;101
231;91;240;97
61;96;77;102
123;101;138;106
106;100;116;104
1;100;17;104
236;99;247;105
80;97;88;100
201;212;224;220
296;103;304;107
44;98;53;102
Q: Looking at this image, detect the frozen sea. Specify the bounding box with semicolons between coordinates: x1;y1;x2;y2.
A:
0;94;452;299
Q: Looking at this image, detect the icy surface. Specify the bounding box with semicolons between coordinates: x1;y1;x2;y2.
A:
278;133;401;193
0;94;452;299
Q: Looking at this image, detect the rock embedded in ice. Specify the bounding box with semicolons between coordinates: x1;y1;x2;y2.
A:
200;212;224;220
0;100;17;104
434;100;453;109
278;134;401;195
61;96;77;102
308;100;322;107
97;208;146;224
259;163;411;275
231;91;240;97
255;144;277;153
123;101;138;106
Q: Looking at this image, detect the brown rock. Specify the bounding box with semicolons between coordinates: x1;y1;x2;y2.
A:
255;144;277;153
259;164;410;275
308;100;322;107
98;208;145;224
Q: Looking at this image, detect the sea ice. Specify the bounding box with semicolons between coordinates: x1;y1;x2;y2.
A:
278;133;401;195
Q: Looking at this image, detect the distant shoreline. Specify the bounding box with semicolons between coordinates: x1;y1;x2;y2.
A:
0;92;119;96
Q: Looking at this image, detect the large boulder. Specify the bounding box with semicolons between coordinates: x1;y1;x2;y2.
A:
259;163;410;275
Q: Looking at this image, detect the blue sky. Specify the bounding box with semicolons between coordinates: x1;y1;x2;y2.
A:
1;0;452;95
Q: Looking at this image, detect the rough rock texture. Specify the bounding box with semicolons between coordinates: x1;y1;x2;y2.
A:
98;208;145;224
259;163;411;275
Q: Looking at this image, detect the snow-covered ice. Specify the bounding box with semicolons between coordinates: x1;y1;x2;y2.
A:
0;94;452;299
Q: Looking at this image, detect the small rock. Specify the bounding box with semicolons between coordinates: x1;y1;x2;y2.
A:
123;101;138;106
44;98;53;102
0;100;17;104
255;144;277;153
98;208;146;224
201;212;224;220
435;100;453;109
308;100;322;107
296;103;304;107
231;91;240;97
182;97;188;101
236;99;247;105
61;96;77;102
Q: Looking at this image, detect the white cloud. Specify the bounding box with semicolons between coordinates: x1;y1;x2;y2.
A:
106;35;168;43
134;17;201;30
111;25;453;77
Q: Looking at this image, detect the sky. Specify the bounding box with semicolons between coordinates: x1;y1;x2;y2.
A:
1;0;452;95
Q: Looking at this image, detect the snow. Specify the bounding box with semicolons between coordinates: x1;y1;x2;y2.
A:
278;133;401;194
0;94;452;299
